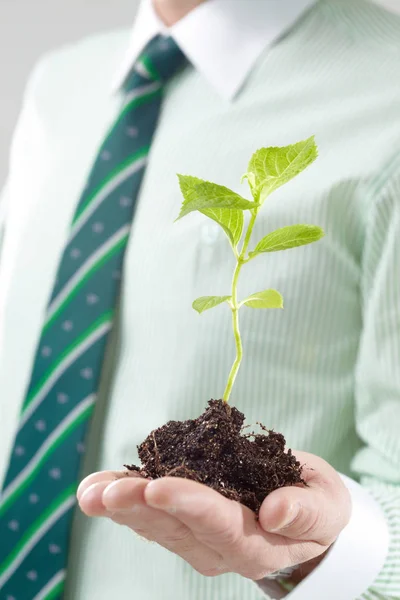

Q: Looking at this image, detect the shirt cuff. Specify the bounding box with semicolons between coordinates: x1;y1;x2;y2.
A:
284;473;390;600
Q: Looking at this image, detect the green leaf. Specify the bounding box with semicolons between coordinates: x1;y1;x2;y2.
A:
176;175;257;220
249;224;324;258
192;296;231;314
244;136;318;202
243;290;283;309
201;207;244;247
177;174;204;204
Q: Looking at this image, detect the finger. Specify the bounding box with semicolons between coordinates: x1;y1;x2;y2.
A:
259;483;350;545
103;477;226;577
77;469;140;502
102;475;150;511
144;476;243;543
79;481;112;516
288;451;343;489
144;477;283;579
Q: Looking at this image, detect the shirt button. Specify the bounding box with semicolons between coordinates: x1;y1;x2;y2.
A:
201;223;220;245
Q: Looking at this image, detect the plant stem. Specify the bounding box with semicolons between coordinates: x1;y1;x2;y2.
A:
223;210;258;402
223;262;243;402
241;210;258;258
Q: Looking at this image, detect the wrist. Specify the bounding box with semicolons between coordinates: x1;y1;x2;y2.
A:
254;554;330;600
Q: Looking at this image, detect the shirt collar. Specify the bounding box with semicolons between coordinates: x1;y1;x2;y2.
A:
112;0;316;100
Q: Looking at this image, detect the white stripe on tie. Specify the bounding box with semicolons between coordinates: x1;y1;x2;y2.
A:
46;225;130;324
19;322;111;431
0;496;75;589
135;60;153;80
1;396;95;509
69;156;147;242
32;569;67;600
122;81;161;108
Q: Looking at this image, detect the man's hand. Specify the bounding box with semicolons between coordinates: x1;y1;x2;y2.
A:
77;451;351;581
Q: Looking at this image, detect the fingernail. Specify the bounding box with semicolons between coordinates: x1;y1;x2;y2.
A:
76;478;95;501
76;481;85;500
270;502;301;532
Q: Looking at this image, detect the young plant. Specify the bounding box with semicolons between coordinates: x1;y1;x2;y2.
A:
177;136;324;403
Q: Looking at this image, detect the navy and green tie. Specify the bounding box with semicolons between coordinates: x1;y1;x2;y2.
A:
0;35;185;600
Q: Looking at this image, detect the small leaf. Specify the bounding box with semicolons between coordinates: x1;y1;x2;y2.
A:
192;296;231;314
177;175;257;220
243;290;283;309
177;174;204;203
244;136;318;202
201;207;244;246
249;224;324;258
241;171;256;192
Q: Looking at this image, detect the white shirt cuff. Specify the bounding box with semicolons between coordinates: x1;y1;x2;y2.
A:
284;473;389;600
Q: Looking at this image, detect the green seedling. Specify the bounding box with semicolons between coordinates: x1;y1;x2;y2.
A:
176;136;324;403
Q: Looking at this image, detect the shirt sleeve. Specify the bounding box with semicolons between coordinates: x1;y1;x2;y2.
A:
351;157;400;599
290;160;400;600
255;159;400;600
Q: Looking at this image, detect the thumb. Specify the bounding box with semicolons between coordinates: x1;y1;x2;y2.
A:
258;486;349;546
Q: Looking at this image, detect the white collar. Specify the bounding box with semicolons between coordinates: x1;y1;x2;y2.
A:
112;0;316;100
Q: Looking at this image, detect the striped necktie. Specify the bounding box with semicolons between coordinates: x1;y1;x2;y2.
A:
0;35;185;600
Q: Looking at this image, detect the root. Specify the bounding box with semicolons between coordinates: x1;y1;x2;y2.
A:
165;463;202;482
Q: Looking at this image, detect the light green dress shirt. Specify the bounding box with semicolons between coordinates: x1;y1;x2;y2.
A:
0;1;399;599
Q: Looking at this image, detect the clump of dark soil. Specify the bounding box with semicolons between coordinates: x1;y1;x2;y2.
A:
125;399;304;514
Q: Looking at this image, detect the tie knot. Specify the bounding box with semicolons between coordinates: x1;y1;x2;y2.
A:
125;35;186;92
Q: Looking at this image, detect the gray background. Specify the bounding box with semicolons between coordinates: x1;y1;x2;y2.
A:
0;0;399;188
0;0;139;188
